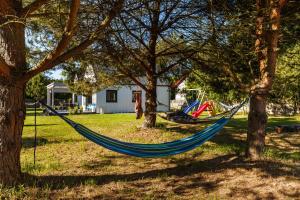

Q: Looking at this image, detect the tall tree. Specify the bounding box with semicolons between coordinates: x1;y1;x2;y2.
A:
187;0;292;159
0;0;123;185
89;0;208;128
246;0;288;159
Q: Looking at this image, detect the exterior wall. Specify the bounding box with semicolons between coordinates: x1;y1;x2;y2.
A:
81;96;86;110
171;81;187;110
92;93;97;104
47;89;51;106
156;86;170;112
47;81;170;113
77;95;83;107
95;85;170;114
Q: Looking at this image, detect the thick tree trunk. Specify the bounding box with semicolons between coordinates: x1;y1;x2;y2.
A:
142;0;160;128
0;79;25;185
246;93;268;159
143;76;157;128
0;0;26;185
246;0;286;160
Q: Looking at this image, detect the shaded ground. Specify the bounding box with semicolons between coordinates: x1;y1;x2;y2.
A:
1;113;299;199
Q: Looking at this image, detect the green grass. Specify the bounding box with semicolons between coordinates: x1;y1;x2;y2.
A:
2;112;300;199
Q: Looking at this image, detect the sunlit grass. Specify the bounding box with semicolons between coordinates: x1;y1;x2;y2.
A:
2;112;298;199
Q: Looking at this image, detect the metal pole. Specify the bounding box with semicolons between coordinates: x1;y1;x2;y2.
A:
34;102;37;166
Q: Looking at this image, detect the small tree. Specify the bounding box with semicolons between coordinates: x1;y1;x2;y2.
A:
26;73;51;100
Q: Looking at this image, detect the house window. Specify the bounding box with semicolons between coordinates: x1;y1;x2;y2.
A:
132;90;142;102
86;95;92;104
106;90;118;103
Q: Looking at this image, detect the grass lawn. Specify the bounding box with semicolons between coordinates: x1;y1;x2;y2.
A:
1;110;299;199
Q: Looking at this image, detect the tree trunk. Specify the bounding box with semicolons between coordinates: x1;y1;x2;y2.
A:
143;76;157;128
0;79;25;185
142;0;160;128
246;0;287;160
246;93;268;159
0;0;26;185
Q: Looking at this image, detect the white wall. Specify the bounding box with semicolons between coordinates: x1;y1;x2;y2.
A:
77;85;170;113
95;85;170;114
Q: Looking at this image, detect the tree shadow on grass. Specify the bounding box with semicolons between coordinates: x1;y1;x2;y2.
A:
24;124;58;127
23;154;299;199
227;117;300;132
22;137;49;148
22;137;83;148
155;121;206;135
156;119;247;155
25;112;45;117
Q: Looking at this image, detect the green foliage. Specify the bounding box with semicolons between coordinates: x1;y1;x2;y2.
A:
269;43;300;113
186;0;299;104
25;74;51;100
62;61;128;96
68;106;79;115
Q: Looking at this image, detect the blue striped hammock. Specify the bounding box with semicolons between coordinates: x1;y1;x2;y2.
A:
41;99;247;158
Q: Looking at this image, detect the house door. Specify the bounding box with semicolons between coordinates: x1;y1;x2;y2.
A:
132;91;142;103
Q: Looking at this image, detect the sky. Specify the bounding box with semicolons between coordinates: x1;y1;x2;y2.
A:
50;69;63;80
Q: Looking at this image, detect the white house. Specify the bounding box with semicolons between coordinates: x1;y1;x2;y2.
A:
46;80;170;113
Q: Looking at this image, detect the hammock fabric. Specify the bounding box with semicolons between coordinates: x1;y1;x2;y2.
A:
219;102;240;111
159;112;211;124
158;109;231;124
156;99;201;124
40;99;246;158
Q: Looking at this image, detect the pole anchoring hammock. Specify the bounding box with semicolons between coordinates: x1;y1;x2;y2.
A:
39;99;247;157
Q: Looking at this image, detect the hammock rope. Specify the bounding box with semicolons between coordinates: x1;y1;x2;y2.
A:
38;98;248;157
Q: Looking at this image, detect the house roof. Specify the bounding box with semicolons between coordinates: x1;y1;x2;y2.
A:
127;77;169;86
46;82;69;89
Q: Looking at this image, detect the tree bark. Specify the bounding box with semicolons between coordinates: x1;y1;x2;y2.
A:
246;93;268;159
142;0;160;128
143;75;157;128
0;79;25;185
0;0;26;185
246;0;287;159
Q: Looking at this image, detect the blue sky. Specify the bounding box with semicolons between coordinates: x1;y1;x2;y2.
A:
50;69;63;80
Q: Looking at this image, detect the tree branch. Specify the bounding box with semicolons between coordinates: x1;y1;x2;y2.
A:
170;70;191;89
119;16;150;51
23;0;80;81
116;65;149;92
24;0;124;82
159;0;180;30
19;0;51;18
279;0;288;8
156;51;196;76
112;30;151;73
192;56;250;92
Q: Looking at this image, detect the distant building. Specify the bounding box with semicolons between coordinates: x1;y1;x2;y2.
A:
46;80;170;113
46;82;75;107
